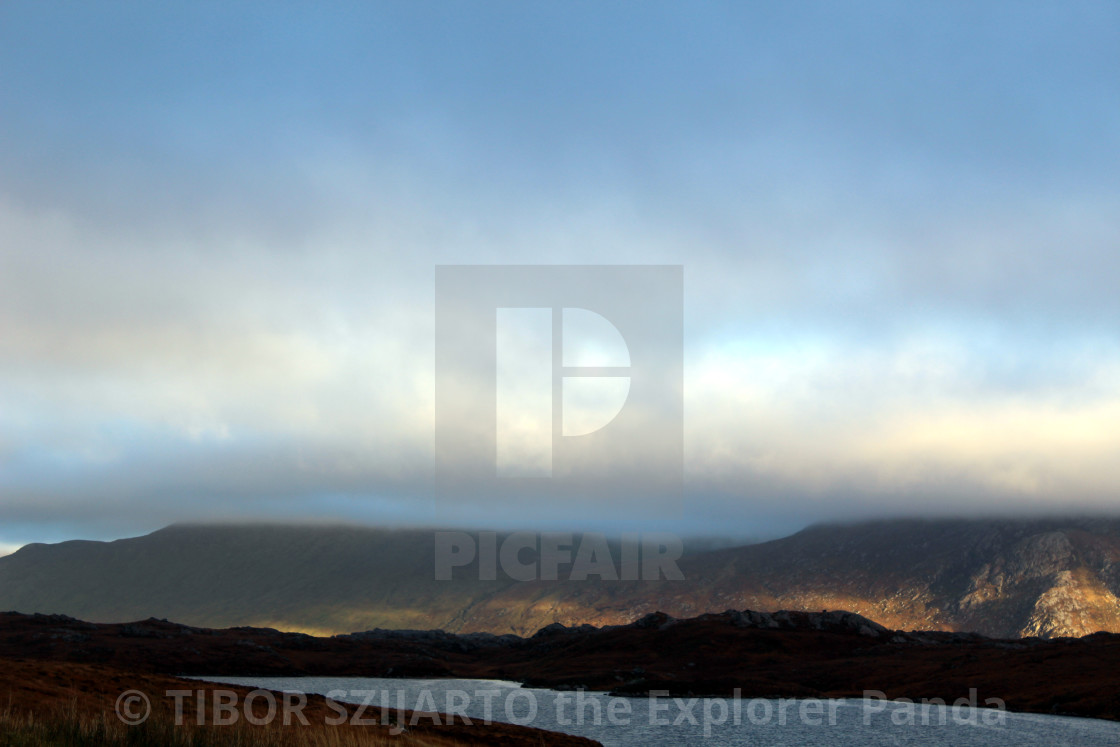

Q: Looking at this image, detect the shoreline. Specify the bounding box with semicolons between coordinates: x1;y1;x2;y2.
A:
0;657;601;746
5;608;1120;723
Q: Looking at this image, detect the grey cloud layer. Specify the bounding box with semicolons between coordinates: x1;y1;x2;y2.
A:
1;2;1118;543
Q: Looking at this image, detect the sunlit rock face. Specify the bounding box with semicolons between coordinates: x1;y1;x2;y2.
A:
4;519;1120;639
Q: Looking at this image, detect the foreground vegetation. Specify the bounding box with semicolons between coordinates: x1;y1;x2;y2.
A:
0;706;458;747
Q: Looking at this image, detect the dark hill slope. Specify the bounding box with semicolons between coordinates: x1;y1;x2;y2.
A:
3;518;1120;638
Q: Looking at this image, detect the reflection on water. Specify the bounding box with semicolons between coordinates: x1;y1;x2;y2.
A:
201;676;1120;747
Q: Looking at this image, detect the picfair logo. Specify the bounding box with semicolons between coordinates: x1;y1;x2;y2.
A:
495;306;632;478
435;265;682;509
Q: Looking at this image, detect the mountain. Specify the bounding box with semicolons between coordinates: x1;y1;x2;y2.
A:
3;518;1120;638
0;525;518;635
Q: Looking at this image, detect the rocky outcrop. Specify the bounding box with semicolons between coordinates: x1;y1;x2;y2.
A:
634;518;1120;639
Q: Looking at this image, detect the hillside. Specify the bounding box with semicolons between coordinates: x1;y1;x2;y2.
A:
3;518;1120;638
8;608;1120;723
0;650;599;747
0;525;523;635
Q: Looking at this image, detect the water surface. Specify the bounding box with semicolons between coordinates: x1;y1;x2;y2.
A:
202;676;1120;746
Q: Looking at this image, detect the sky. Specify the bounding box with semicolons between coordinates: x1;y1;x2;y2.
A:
1;1;1118;549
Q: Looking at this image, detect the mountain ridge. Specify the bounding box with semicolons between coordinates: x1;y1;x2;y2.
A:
4;517;1120;638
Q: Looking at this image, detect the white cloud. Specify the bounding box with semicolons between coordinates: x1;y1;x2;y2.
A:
1;2;1118;542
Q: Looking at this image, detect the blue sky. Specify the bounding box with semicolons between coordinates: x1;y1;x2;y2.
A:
1;1;1118;549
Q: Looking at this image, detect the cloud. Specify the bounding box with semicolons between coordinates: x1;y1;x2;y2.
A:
0;2;1118;544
